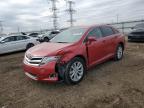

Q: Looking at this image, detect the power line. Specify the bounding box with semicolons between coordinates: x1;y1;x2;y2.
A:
50;0;59;30
66;0;76;27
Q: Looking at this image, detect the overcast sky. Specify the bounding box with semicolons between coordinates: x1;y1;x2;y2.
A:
0;0;144;33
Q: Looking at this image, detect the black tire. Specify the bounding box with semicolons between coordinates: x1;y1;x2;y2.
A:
26;43;34;50
44;37;49;42
114;44;124;61
64;57;86;85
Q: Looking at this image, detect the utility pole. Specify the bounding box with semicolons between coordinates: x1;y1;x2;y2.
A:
0;21;3;34
50;0;58;30
17;26;20;33
116;14;119;23
66;0;76;27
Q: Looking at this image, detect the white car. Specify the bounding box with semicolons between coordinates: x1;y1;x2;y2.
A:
38;30;60;42
0;35;39;54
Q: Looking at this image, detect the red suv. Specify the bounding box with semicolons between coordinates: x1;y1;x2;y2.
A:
23;25;125;84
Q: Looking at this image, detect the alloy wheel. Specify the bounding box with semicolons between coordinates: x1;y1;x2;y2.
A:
117;46;123;59
69;61;84;82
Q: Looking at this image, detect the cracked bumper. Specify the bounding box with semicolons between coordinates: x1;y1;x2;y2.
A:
23;61;58;82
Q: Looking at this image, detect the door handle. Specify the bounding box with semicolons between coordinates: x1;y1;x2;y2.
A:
102;40;106;43
114;36;118;39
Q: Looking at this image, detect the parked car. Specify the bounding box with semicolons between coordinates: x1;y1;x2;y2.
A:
38;30;60;42
21;32;39;37
0;35;39;54
23;25;125;84
28;33;39;38
21;32;39;40
128;23;144;41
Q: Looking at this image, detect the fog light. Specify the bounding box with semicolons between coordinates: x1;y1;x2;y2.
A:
49;73;57;79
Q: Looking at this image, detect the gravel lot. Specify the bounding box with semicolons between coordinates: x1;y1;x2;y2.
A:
0;42;144;108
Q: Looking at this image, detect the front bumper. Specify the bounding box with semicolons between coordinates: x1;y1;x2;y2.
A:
128;34;144;41
23;61;58;82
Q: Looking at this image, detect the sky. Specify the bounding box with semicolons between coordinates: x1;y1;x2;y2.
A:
0;0;144;33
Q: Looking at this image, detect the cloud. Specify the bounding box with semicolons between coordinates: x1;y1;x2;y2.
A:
0;0;143;33
9;0;33;5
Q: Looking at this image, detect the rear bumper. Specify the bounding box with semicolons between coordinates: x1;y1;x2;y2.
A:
23;61;58;82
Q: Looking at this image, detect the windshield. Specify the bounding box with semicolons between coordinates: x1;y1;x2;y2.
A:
50;27;87;43
134;23;144;29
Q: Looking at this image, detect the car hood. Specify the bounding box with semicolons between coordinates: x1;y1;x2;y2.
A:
132;29;144;33
26;42;73;57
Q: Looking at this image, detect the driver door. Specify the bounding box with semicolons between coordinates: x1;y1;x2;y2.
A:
0;36;17;54
86;27;106;67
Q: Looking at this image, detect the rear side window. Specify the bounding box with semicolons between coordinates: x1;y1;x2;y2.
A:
101;26;114;37
22;36;29;40
17;36;23;40
87;27;102;39
16;36;29;41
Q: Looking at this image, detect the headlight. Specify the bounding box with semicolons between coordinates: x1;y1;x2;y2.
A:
40;56;60;65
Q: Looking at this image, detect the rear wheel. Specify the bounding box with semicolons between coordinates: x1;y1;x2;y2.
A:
114;44;124;61
26;43;34;50
64;57;86;85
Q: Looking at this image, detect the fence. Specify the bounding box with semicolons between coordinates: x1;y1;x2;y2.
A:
7;19;144;36
108;19;144;34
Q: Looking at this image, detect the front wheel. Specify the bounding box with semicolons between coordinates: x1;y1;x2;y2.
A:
64;57;86;85
44;37;49;42
26;43;34;50
114;44;124;61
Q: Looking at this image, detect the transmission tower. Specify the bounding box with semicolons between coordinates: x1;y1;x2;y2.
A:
50;0;58;30
66;1;76;27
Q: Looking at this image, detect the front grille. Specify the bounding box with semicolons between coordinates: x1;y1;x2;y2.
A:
24;55;43;66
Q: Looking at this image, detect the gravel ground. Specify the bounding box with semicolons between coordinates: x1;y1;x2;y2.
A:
0;42;144;108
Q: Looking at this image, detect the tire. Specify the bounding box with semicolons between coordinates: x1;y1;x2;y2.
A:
26;43;34;50
44;37;49;42
64;57;86;85
114;44;124;61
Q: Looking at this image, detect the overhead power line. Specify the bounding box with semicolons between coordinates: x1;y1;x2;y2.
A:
66;1;76;27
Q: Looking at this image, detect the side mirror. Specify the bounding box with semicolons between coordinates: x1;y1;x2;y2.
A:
88;37;97;42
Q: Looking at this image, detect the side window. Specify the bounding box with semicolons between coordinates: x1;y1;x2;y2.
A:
23;36;30;39
3;36;16;42
3;37;10;42
17;36;29;40
87;27;102;39
17;36;23;40
101;26;114;37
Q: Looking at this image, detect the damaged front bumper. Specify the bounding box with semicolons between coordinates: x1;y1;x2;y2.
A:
23;61;59;82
